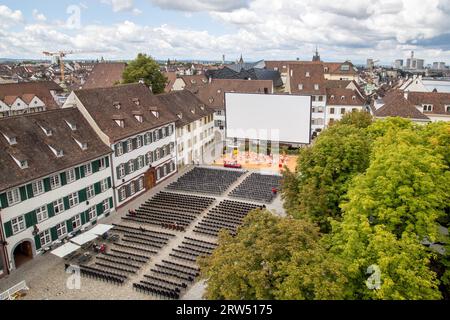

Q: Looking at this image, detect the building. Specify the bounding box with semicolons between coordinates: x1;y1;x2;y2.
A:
189;79;274;140
406;91;450;122
156;90;215;167
405;51;425;70
0;223;6;278
162;71;177;92
432;62;446;70
0;81;64;117
325;88;367;125
372;91;431;124
171;75;209;91
64;83;178;207
0;108;114;271
394;59;404;69
286;63;327;133
82;62;127;89
399;75;450;93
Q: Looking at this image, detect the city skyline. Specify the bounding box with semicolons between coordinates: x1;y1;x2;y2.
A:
0;1;450;65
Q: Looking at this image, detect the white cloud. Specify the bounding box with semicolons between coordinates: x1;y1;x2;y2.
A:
149;0;249;12
0;5;24;26
32;9;47;22
101;0;135;12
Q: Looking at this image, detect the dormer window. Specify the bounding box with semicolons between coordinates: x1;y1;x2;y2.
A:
73;137;88;150
152;111;159;118
298;84;303;90
40;125;53;136
341;96;345;100
422;104;433;112
135;115;143;123
113;102;121;110
20;160;28;169
446;105;450;113
65;120;77;131
115;120;124;128
2;133;17;145
177;113;183;119
352;96;356;100
331;95;335;99
208;97;214;104
305;72;310;77
191;79;196;84
199;104;205;111
48;145;64;158
314;84;319;90
132;98;140;106
191;109;195;114
217;89;221;94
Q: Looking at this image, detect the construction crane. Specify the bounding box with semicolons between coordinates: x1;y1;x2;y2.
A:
42;50;74;82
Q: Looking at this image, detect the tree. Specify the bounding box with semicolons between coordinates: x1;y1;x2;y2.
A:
122;53;167;94
283;124;372;232
337;110;373;129
199;210;348;300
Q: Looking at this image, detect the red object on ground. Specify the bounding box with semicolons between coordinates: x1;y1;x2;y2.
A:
224;162;242;169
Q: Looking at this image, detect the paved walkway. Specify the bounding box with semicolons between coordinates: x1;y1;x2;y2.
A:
0;166;285;300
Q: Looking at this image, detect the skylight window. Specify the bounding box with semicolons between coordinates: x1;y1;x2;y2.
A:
73;137;88;150
40;125;53;136
48;145;64;158
2;133;17;145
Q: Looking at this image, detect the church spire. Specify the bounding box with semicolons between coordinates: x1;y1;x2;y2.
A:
312;45;321;62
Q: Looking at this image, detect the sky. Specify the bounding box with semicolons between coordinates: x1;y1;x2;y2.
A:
1;0;450;65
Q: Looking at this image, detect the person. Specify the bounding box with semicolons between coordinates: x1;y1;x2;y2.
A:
272;187;278;195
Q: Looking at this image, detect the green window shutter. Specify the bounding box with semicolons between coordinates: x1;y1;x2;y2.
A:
133;159;138;170
66;220;73;233
50;227;58;241
43;178;51;192
47;203;55;217
81;212;87;225
94;182;101;195
34;234;41;250
92;160;100;173
96;203;104;216
25;211;36;228
78;189;87;202
125;163;130;175
4;221;13;238
75;167;81;180
107;177;112;189
109;197;113;209
80;166;85;178
19;186;28;202
116;166;121;179
114;145;119;157
63;197;70;210
26;184;34;199
105;156;110;168
122;141;128;153
0;193;8;209
60;172;67;186
132;138;137;150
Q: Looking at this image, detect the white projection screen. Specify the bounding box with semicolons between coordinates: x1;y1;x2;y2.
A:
225;93;312;144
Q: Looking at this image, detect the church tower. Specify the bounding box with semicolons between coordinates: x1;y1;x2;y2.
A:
312;46;321;62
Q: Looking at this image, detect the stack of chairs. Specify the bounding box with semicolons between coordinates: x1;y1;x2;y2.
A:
229;173;282;203
122;192;215;230
194;200;263;237
167;167;246;195
134;237;217;300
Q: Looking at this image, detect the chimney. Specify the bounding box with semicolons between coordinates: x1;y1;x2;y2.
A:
404;91;409;100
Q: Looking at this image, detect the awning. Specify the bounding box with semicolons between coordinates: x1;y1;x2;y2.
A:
86;224;114;236
51;242;81;258
71;232;98;245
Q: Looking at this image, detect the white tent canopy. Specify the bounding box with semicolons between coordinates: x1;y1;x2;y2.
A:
87;224;114;236
51;242;81;258
71;232;98;245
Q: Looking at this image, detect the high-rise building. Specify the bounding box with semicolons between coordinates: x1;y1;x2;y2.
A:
394;59;404;69
432;62;446;70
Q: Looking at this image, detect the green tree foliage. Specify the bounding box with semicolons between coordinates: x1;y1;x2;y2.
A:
284;125;372;232
337;110;374;129
122;53;167;94
199;210;348;300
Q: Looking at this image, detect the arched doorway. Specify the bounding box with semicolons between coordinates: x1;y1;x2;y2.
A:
144;167;157;190
13;241;33;269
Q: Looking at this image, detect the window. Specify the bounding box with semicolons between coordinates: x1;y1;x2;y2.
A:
329;108;335;115
11;216;26;234
314;84;319;90
36;206;48;223
7;188;21;206
147;152;153;164
118;164;125;179
341;108;346;115
136;136;143;148
137;156;144;169
305;71;310;77
127;139;133;152
53;198;64;215
88;207;96;221
49;174;60;190
68;192;79;207
99;158;107;170
39;230;51;247
446;105;450;113
298;84;303;90
86;185;95;199
115;120;124;128
100;179;109;192
156;168;161;180
116;142;123;156
102;199;110;212
84;163;92;176
56;222;67;238
145;132;152;145
311;96;316;101
318;96;324;101
422;104;433;112
129;160;135;173
129;182;135;195
72;215;82;230
137;178;144;191
119;187;126;202
66;169;76;184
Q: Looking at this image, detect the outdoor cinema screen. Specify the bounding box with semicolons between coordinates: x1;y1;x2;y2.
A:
225;93;311;144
